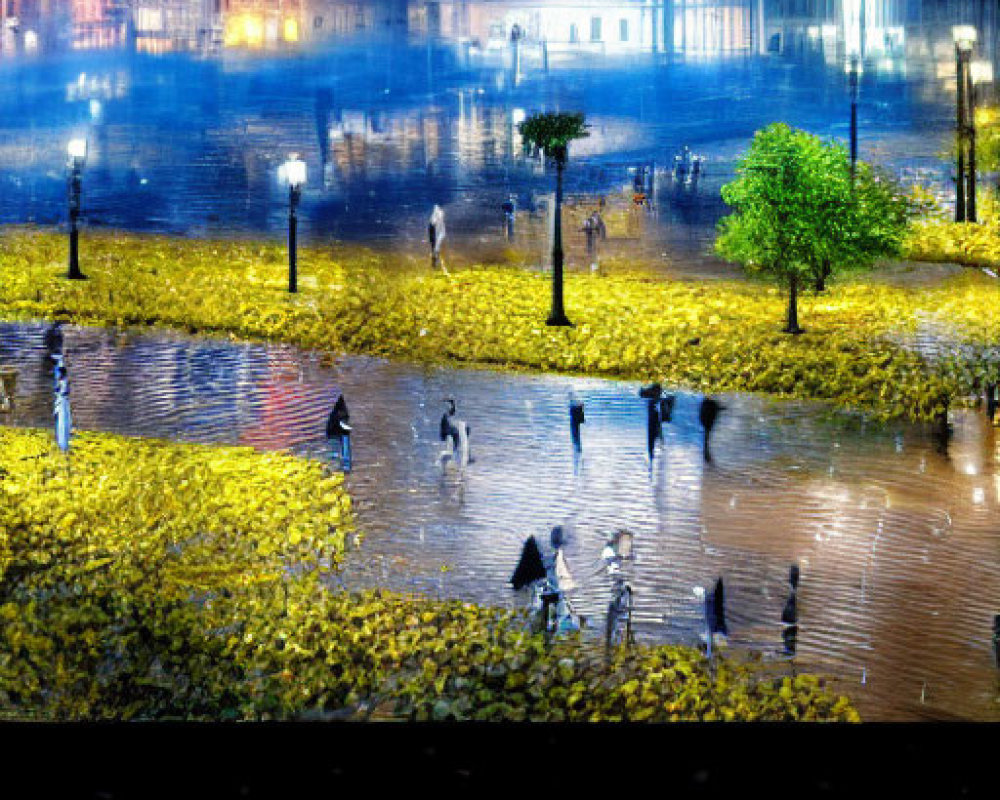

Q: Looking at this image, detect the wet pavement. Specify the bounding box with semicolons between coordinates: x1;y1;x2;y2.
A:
2;320;999;721
0;35;959;274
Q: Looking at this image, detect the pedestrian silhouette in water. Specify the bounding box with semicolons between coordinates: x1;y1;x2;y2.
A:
568;390;585;452
502;196;516;241
782;564;800;656
699;395;723;462
705;577;728;640
660;393;675;426
439;397;471;467
326;394;352;472
993;614;1000;669
639;383;663;460
43;320;64;354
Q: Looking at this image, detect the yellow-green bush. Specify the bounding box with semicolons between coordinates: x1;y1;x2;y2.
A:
0;428;859;721
1;226;984;421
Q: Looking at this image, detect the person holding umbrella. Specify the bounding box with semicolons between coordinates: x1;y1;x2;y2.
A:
699;395;723;462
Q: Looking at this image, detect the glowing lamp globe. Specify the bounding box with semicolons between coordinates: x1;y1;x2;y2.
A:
953;25;977;52
67;137;88;166
280;155;307;189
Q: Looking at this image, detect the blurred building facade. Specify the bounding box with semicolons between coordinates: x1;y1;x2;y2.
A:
0;0;997;66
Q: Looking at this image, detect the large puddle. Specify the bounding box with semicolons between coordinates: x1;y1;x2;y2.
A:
2;321;999;721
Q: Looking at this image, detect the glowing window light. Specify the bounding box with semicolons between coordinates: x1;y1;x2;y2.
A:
243;15;263;48
283;18;299;42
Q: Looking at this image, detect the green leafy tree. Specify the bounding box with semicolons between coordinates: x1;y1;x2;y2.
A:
716;123;908;333
518;112;589;326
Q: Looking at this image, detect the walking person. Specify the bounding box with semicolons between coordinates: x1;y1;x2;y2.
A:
581;211;606;273
699;395;723;463
502;196;516;241
54;363;72;453
781;564;800;656
428;204;446;270
325;394;352;472
43;320;65;354
439;397;471;468
639;382;663;461
568;389;584;452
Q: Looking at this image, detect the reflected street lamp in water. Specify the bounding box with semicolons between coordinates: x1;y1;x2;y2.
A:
66;137;87;280
846;44;860;185
279;154;306;293
953;25;977;222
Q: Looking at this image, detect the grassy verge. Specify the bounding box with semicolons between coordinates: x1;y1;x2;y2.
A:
0;427;859;722
4;227;999;421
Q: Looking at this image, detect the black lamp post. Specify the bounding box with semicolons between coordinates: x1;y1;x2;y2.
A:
954;26;977;223
66;137;87;280
280;154;306;293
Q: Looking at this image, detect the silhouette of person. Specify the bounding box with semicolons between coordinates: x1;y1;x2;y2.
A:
54;363;71;453
782;564;800;656
428;204;446;269
706;577;728;638
502;196;516;240
326;394;352;472
639;383;663;460
439;397;471;467
993;614;1000;669
568;390;584;452
43;320;64;354
699;395;723;462
660;394;675;426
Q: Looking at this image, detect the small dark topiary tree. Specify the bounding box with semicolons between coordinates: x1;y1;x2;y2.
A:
518;112;589;327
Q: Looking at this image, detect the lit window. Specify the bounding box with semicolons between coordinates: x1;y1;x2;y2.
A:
590;16;601;42
620;19;628;42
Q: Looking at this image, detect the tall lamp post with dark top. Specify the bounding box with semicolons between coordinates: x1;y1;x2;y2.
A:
279;154;306;293
66;137;87;280
954;25;976;222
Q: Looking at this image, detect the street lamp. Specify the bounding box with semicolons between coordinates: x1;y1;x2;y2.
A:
953;25;977;222
278;154;306;293
66;137;87;280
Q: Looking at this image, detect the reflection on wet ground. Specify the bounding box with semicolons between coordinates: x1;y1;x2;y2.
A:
0;42;953;272
2;321;999;721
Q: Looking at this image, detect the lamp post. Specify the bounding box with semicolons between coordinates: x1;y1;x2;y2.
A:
66;137;87;280
279;154;306;293
954;25;977;223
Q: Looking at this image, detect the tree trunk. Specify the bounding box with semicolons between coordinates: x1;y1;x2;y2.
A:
784;273;803;334
546;158;572;326
814;259;830;293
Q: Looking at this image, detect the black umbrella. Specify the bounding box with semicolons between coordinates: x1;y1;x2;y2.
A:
510;536;546;590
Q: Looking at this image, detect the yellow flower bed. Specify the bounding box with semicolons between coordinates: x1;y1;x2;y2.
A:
1;226;986;421
0;428;859;721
